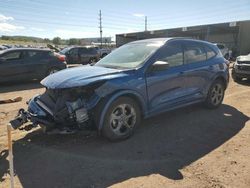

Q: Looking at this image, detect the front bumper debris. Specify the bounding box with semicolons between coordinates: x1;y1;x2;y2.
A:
9;94;90;132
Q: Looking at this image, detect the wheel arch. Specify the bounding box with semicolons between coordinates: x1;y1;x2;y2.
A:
205;73;228;95
96;90;147;131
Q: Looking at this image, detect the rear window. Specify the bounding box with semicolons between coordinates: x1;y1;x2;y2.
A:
205;46;217;60
184;44;206;64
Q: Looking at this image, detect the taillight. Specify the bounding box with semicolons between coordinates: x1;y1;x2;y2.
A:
58;55;65;62
54;53;65;62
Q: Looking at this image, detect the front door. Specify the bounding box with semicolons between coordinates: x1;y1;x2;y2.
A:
146;42;189;114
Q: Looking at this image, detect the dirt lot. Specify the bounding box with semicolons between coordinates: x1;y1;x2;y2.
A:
0;75;249;188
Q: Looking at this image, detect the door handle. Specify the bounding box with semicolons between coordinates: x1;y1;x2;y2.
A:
179;71;184;75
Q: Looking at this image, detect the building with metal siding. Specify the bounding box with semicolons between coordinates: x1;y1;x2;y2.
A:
116;20;250;56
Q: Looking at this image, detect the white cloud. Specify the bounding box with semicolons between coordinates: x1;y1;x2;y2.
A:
0;22;25;32
0;14;14;22
132;13;145;18
54;29;99;38
30;27;44;32
0;14;25;33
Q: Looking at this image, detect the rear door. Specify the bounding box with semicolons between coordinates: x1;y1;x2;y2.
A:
79;48;89;64
183;42;215;99
146;41;190;113
0;50;30;82
22;50;50;78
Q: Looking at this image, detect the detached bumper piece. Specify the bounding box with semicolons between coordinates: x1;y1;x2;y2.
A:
9;109;37;130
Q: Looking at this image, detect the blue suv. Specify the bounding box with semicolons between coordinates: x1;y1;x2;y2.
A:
11;38;229;141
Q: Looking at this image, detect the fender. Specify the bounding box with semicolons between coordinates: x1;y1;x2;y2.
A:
97;90;147;131
204;70;229;95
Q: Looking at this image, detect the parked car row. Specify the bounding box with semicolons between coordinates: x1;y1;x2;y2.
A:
0;48;67;83
0;45;114;82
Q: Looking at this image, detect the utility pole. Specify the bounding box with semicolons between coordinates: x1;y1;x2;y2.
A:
99;10;103;48
145;16;147;31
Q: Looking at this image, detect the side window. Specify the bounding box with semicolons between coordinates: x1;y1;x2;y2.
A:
69;48;78;56
205;46;216;60
87;48;97;54
79;48;88;54
2;51;21;61
26;51;40;58
184;44;206;64
158;43;183;67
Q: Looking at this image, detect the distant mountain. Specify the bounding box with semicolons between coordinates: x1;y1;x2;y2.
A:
1;35;45;43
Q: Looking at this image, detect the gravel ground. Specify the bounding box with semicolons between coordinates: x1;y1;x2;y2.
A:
0;75;249;188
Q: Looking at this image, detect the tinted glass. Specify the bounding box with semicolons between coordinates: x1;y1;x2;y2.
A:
2;51;21;61
79;48;88;54
69;48;78;55
158;43;183;67
184;44;206;64
86;48;97;54
27;51;40;57
205;46;216;59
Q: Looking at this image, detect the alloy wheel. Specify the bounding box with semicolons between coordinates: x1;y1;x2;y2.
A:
109;104;136;136
210;83;224;106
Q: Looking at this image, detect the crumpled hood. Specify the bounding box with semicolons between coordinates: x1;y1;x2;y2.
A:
41;65;127;89
237;54;250;62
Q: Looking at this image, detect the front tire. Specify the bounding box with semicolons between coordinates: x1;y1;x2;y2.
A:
101;97;141;141
205;80;225;109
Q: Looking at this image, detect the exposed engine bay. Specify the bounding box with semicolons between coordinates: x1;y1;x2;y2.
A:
10;85;103;133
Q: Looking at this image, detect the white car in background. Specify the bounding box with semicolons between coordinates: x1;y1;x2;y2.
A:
215;43;231;60
232;53;250;82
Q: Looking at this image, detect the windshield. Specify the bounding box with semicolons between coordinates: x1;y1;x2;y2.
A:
59;47;71;54
95;42;163;69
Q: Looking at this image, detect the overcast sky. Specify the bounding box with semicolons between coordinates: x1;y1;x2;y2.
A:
0;0;250;39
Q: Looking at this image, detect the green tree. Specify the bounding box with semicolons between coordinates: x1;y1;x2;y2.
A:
68;38;80;45
44;38;50;43
52;37;61;45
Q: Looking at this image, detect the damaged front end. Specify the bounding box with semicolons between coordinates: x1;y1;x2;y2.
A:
10;86;100;133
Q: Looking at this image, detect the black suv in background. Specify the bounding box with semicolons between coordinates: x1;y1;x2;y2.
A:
60;46;100;64
0;48;67;83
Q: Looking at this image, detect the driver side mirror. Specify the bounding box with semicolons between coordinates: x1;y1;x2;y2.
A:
150;61;169;72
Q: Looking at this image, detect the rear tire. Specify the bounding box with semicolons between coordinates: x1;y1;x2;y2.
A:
101;97;141;141
204;79;225;109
